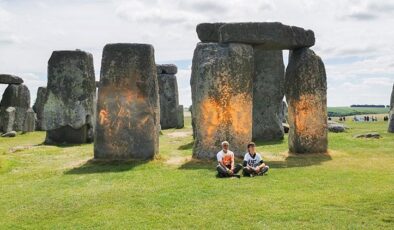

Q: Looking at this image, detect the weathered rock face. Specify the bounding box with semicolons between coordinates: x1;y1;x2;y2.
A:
0;84;30;131
95;43;159;160
46;125;89;144
196;23;225;42
157;64;178;74
1;131;16;137
279;101;288;123
328;121;346;133
176;105;184;129
32;87;47;131
158;73;179;129
2;107;15;133
42;50;96;144
0;74;23;84
388;84;394;133
191;42;254;159
285;48;327;153
22;108;36;133
219;22;315;49
252;49;285;141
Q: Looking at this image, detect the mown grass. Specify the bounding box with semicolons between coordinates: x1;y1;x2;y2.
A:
0;116;393;229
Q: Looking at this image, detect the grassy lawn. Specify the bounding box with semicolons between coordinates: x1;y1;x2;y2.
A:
328;106;390;117
0;116;393;229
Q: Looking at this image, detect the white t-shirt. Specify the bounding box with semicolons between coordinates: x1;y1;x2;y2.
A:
217;150;234;166
243;152;263;167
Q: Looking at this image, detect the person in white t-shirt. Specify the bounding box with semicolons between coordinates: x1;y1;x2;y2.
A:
216;141;243;178
242;142;269;177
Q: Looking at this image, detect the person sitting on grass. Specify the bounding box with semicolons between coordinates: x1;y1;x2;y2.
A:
216;141;242;178
242;142;269;177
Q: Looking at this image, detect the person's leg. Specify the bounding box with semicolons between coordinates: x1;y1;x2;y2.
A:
233;163;243;174
216;164;229;177
257;165;269;175
242;167;254;177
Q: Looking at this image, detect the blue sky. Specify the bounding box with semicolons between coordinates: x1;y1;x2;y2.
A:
0;0;393;107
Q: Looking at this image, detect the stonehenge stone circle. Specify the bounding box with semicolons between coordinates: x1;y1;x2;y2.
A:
2;107;15;133
95;43;159;160
191;42;254;159
176;105;184;129
22;108;36;133
219;22;315;49
285;48;328;153
279;100;288;123
42;50;96;144
157;65;181;129
0;74;24;84
389;84;394;133
32;87;47;131
0;84;30;131
252;49;285;141
196;23;225;42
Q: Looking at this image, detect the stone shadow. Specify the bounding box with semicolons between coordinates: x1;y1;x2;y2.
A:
177;141;194;150
64;159;147;174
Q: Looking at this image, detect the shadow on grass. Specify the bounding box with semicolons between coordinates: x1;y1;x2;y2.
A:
64;159;146;174
178;153;332;171
178;141;194;150
35;142;92;148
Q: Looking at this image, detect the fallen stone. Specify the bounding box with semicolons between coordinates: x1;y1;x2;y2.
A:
45;125;90;144
388;84;394;133
0;74;23;84
328;121;346;133
354;132;381;139
0;84;30;131
196;22;225;42
252;49;285;141
191;42;254;159
219;22;315;49
42;50;96;144
176;105;184;129
1;107;15;133
32;87;47;131
22;108;36;133
157;64;178;74
95;43;159;160
158;73;179;129
1;131;16;137
285;48;327;153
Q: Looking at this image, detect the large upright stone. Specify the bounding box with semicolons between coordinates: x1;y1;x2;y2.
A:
158;73;179;129
2;107;15;133
219;22;315;49
252;49;285;141
95;43;159;160
196;23;225;42
191;43;254;159
32;87;47;131
176;105;184;129
42;50;96;144
0;84;30;131
0;74;23;84
388;84;394;133
22;108;36;133
279;101;288;123
285;48;327;153
157;64;178;74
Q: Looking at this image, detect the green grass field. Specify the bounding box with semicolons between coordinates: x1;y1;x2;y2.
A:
0;116;393;229
328;106;390;117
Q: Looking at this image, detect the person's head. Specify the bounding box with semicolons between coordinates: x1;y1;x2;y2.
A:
221;141;229;152
247;142;256;154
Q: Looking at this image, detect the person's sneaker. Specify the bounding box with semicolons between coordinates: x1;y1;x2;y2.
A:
233;174;241;179
259;166;269;175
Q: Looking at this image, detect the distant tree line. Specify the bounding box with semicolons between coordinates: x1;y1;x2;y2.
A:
350;105;388;108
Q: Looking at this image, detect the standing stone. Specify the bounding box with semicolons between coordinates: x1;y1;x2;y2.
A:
279;101;288;123
158;72;179;129
95;43;159;160
0;84;30;131
191;43;254;159
0;74;24;84
157;64;177;74
388;84;394;133
176;105;184;129
32;87;47;131
42;50;96;144
285;48;327;153
219;22;315;49
22;108;36;133
196;23;225;42
2;107;15;133
252;49;285;141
